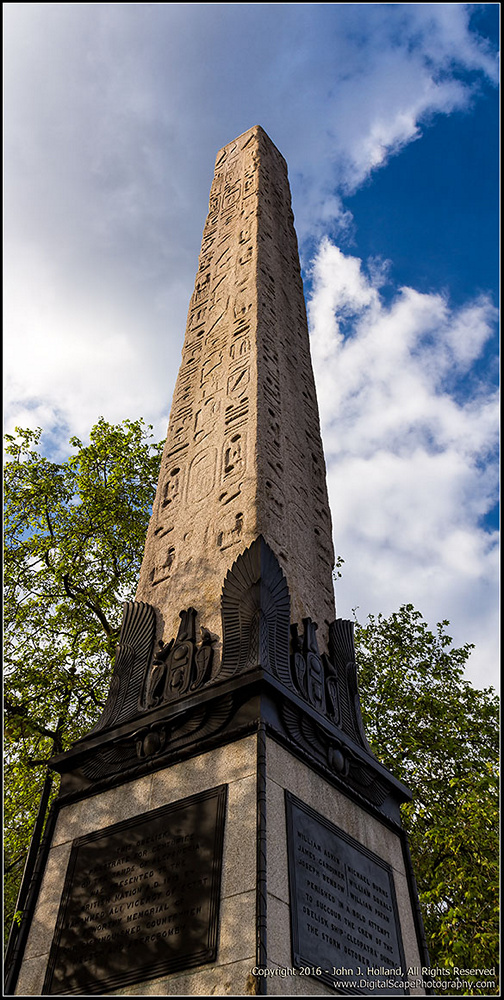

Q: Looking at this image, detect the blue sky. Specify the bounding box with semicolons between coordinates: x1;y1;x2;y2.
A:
4;3;499;688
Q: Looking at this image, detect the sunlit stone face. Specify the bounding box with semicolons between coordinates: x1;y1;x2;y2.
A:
136;126;335;654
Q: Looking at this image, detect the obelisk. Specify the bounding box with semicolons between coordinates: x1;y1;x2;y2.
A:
135;125;336;653
9;128;429;998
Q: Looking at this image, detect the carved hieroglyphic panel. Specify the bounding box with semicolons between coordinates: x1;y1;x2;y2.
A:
194;397;222;444
187;448;218;503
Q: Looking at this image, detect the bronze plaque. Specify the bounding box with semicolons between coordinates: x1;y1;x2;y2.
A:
43;785;227;994
286;793;408;995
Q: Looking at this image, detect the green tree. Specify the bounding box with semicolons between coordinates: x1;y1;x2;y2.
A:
3;418;163;943
355;606;499;996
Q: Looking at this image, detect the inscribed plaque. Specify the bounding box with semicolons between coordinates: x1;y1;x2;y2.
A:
285;793;407;995
43;784;227;994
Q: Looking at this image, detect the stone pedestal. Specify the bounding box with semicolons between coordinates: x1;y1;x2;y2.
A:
13;722;428;996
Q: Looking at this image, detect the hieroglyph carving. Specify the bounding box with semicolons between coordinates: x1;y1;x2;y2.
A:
287;616;379;760
140;609;217;710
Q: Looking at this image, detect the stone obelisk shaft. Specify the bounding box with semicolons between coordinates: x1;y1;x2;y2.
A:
136;126;335;648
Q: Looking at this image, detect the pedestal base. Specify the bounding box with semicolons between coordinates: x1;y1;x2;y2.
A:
14;733;427;996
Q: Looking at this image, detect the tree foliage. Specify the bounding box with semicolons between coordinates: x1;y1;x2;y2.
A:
356;606;499;995
3;418;163;942
3;422;499;995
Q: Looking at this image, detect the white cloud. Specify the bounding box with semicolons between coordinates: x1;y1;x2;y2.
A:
308;239;499;689
3;242;175;453
283;5;499;234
